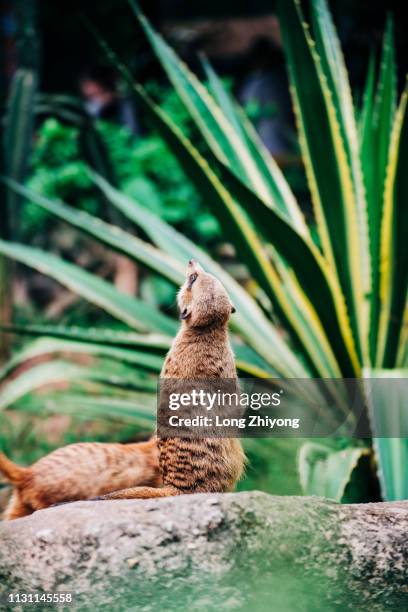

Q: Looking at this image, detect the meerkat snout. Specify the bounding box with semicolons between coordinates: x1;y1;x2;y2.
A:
178;261;235;328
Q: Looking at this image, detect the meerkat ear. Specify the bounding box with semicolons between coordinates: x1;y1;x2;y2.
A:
231;305;236;314
180;306;191;320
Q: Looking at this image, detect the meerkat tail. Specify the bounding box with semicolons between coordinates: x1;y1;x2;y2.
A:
0;452;27;484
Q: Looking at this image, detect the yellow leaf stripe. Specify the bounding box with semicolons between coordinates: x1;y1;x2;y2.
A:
377;89;408;365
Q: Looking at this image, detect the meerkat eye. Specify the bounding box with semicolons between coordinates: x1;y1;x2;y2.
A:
188;272;198;288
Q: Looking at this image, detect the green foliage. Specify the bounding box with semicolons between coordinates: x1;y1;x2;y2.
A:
298;441;372;502
25;89;220;245
239;439;304;496
23;119;94;234
0;0;407;500
1;1;38;357
0;412;148;468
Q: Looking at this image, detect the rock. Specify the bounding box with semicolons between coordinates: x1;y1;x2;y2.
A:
0;492;408;611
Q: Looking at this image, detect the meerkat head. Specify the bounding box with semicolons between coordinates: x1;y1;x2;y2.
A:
177;260;235;329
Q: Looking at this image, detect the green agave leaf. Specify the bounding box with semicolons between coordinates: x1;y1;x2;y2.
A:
298;441;370;501
0;324;171;351
359;54;379;363
3;178;186;286
0;360;93;411
92;174;310;378
370;438;408;501
311;0;367;192
199;56;308;236
396;292;408;367
0;336;164;381
130;0;246;178
359;54;377;202
373;17;397;208
201;56;248;144
359;54;376;146
233;344;280;378
200;59;340;375
369;21;397;364
269;251;341;376
14;391;156;426
311;0;356;149
364;369;408;500
377;88;408;366
311;0;371;363
77;357;158;391
129;0;301;222
0;239;177;336
0;359;158;412
207;160;359;376
278;0;367;364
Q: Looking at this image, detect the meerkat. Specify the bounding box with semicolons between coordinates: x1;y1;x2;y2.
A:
96;259;246;501
0;438;160;520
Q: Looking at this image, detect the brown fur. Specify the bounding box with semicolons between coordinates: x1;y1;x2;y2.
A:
0;439;160;519
1;260;245;516
100;260;245;501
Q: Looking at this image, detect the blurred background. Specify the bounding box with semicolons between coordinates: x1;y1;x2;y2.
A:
0;0;407;509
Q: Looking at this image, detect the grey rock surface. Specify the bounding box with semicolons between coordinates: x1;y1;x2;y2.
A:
0;491;407;611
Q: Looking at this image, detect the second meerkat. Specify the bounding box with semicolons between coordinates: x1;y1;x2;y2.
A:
98;259;245;500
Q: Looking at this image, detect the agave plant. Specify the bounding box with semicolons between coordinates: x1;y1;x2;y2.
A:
0;0;407;500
